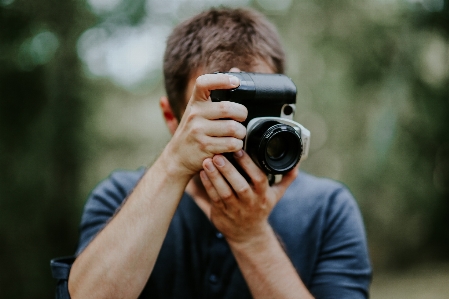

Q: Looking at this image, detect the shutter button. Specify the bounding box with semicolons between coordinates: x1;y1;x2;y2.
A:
215;232;223;239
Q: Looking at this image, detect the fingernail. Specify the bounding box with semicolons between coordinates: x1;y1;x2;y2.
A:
200;170;209;181
228;75;240;87
234;150;243;158
204;160;215;172
214;156;225;167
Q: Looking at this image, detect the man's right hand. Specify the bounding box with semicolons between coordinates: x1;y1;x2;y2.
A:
69;73;248;299
164;73;248;178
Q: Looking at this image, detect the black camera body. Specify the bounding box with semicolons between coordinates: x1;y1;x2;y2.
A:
210;72;310;182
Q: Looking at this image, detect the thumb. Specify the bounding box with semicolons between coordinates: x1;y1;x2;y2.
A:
190;73;240;103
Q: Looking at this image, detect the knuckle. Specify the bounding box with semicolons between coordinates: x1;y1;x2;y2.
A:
237;123;246;138
221;191;234;201
227;139;243;152
218;102;231;115
190;123;202;135
236;185;250;195
252;174;266;185
198;137;210;152
185;109;199;122
227;121;238;135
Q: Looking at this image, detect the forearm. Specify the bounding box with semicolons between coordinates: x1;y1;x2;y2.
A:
68;151;191;299
68;73;246;298
229;224;314;299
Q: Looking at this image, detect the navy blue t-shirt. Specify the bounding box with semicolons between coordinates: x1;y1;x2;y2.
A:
76;169;371;298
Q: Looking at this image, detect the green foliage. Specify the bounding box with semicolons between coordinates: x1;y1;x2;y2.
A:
274;0;449;268
0;0;94;298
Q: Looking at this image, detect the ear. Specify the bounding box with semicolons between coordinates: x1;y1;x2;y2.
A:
159;96;179;135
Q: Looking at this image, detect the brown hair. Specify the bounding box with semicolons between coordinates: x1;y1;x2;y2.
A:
163;7;285;120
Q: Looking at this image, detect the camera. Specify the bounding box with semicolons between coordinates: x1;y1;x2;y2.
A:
210;72;310;183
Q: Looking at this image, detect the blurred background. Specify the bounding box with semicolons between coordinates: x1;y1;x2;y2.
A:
0;0;448;298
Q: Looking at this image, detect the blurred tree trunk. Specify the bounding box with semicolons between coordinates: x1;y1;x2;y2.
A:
412;3;449;259
0;0;92;298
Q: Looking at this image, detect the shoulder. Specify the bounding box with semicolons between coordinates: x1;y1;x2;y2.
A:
275;171;357;219
83;167;146;215
271;171;363;250
289;171;349;199
94;168;145;195
277;171;366;242
272;172;371;297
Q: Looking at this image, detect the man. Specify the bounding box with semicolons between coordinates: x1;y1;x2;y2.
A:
67;7;371;299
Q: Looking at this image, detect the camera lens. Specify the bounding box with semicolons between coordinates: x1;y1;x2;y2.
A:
266;135;286;160
246;120;303;174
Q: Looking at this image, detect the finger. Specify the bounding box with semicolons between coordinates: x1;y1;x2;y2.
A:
201;136;243;154
232;150;268;193
199;170;221;204
195;100;247;122
194;172;216;219
203;119;246;140
191;73;240;103
212;155;253;204
203;158;239;209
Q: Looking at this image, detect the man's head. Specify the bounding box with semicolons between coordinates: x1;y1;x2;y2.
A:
163;7;286;121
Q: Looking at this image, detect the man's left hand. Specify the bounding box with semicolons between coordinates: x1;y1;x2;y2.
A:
199;150;298;247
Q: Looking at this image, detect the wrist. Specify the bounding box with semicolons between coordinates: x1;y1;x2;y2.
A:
227;222;275;255
158;142;195;181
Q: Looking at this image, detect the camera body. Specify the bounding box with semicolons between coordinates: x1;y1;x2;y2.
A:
210;72;310;182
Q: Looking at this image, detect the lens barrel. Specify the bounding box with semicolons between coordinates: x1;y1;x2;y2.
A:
246;120;303;174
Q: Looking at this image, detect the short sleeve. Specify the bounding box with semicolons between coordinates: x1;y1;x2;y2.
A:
308;187;372;299
76;169;145;255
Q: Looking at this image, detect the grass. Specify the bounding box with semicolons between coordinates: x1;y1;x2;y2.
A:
370;263;449;299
